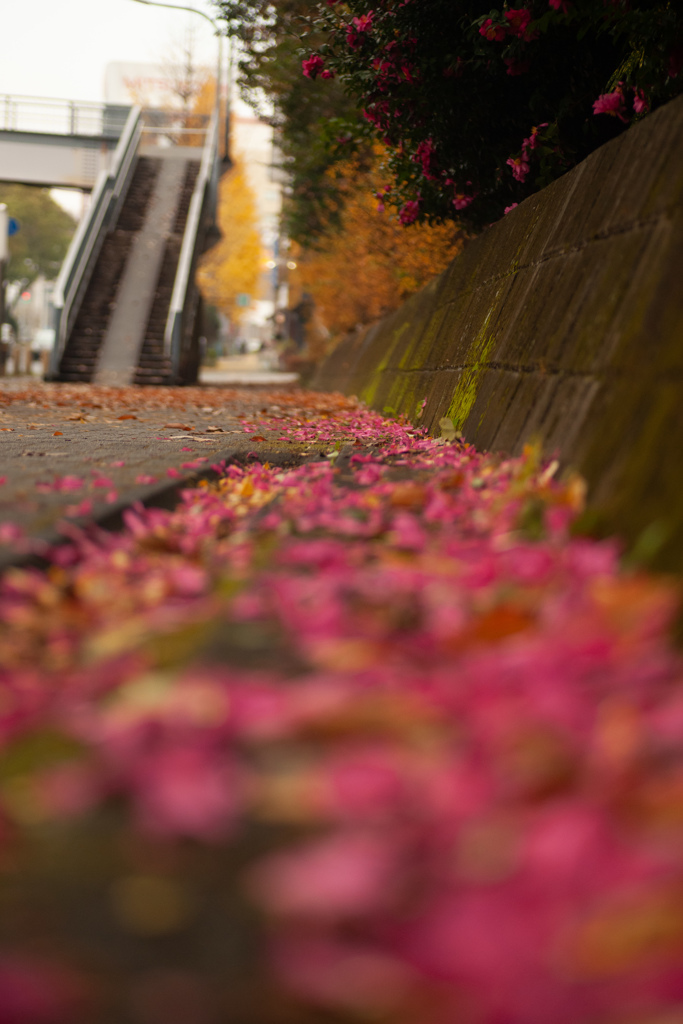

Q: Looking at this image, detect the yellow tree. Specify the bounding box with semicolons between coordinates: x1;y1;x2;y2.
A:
197;157;263;320
291;149;464;339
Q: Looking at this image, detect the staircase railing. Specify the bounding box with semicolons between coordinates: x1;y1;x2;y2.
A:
48;106;141;377
163;107;219;380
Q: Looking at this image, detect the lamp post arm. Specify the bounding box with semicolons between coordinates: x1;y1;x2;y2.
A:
127;0;219;32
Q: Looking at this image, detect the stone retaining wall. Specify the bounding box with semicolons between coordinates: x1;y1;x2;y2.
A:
313;96;683;570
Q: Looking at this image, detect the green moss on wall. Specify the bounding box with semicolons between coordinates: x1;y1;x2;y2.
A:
446;328;497;429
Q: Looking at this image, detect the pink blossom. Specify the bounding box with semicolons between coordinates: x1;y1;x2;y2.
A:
633;88;649;114
548;0;571;11
0;522;24;543
65;498;93;518
506;154;530;182
504;8;533;38
302;54;325;79
479;18;506;42
504;203;519;214
134;745;237;839
398;200;420;225
320;68;335;79
55;475;84;492
352;11;374;32
453;192;474;210
415;138;436;177
251;831;399;917
593;88;628;123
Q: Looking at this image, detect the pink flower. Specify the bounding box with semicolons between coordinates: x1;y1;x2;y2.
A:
593;88;628;123
250;831;399;917
56;475;84;492
453;192;474;210
346;28;362;50
302;54;325;79
415;138;436;177
352;11;374;32
506;154;530;182
633;88;649;114
320;68;335;79
504;8;533;38
548;0;571;11
134;746;237;839
0;522;23;544
398;200;420;225
504;203;519;214
521;123;548;156
135;474;157;486
479;18;506;42
65;499;93;518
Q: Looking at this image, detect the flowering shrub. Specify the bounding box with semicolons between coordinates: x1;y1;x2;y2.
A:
2;399;683;1019
295;0;683;227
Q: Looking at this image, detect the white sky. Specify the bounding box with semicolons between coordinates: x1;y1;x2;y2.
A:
0;0;220;102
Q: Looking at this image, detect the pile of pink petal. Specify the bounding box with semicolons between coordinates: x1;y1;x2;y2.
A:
1;404;683;1024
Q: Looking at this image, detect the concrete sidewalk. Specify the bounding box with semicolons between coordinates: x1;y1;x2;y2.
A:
0;379;351;563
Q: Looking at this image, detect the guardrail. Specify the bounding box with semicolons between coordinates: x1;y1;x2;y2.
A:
0;94;130;137
48;107;141;378
164;107;219;378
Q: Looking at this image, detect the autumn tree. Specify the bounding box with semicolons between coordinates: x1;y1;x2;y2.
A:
291;149;463;339
196;157;263;320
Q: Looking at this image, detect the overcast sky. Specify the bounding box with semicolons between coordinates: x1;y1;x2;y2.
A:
0;0;220;102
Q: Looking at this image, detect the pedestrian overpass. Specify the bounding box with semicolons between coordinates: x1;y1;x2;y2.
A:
0;95;132;190
0;94;221;384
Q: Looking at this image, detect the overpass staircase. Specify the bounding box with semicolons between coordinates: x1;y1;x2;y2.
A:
47;105;220;386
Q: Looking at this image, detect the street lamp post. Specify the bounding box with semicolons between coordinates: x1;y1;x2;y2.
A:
126;0;232;164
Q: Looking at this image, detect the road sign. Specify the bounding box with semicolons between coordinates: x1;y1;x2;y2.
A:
8;219;19;237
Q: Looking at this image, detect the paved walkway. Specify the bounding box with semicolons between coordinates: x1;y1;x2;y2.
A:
0;378;350;564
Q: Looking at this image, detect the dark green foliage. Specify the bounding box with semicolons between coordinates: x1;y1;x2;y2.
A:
215;0;683;231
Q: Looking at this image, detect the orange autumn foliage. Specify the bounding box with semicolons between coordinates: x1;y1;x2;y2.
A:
291;152;464;338
197;157;263;321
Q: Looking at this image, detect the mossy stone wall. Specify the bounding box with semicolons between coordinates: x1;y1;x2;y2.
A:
313;96;683;570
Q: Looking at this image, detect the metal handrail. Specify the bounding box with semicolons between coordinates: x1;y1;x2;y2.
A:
0;93;129;137
163;106;219;373
49;106;140;376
